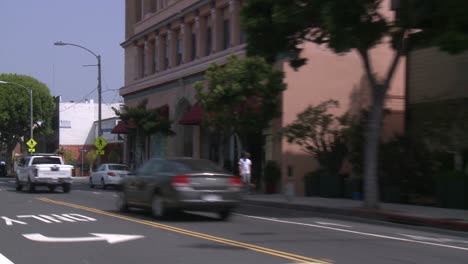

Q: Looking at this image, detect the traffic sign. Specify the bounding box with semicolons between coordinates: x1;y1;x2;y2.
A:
26;139;37;148
94;136;107;150
28;148;36;153
96;150;105;155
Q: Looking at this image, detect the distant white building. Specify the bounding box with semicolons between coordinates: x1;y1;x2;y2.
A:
59;98;122;146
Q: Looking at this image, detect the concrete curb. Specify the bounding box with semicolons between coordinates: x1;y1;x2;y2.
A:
244;199;468;233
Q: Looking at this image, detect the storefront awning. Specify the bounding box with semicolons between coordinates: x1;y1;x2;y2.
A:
179;102;203;125
111;120;136;134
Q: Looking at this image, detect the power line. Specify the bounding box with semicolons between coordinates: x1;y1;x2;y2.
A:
59;87;98;112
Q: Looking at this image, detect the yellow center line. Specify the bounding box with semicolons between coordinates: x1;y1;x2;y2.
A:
37;197;331;264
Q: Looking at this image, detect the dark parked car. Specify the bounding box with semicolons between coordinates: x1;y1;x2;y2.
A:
116;158;243;220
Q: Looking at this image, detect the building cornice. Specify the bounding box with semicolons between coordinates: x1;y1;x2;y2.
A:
120;44;246;97
121;0;211;48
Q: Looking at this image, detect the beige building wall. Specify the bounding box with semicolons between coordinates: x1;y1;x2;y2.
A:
279;40;406;195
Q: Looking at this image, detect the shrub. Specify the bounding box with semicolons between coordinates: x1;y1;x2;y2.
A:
264;160;281;186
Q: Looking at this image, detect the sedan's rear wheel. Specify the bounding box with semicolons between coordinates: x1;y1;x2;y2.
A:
151;194;167;219
101;178;107;190
116;192;129;212
218;209;232;221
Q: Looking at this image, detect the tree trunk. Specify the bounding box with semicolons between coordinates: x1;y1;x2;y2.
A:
6;139;19;176
363;87;386;209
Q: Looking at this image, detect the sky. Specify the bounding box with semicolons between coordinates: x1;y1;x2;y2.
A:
0;0;125;105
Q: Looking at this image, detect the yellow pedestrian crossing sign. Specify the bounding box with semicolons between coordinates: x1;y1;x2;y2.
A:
94;136;107;150
28;148;36;153
96;149;105;155
26;139;37;149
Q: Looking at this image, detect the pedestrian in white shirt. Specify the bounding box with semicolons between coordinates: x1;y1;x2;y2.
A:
238;152;252;192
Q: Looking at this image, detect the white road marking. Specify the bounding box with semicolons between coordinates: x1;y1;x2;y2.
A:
93;192;101;194
236;214;468;251
1;217;27;226
315;221;352;228
0;253;14;264
2;213;96;226
23;233;144;244
283;262;322;264
399;234;468;244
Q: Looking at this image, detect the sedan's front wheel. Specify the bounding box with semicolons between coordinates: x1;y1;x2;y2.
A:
151;194;167;219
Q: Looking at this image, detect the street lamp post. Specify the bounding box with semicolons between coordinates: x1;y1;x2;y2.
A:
0;81;33;143
54;41;102;166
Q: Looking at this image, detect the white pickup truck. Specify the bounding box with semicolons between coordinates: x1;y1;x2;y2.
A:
16;154;74;193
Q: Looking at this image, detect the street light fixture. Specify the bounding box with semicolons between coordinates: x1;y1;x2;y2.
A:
0;80;33;144
54;41;102;165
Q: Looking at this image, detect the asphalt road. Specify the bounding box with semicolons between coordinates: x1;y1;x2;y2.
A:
0;178;467;264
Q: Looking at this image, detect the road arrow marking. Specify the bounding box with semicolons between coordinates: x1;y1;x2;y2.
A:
22;233;144;244
0;253;14;264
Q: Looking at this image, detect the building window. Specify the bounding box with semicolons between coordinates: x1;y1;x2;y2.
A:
153;0;158;12
222;14;230;50
206;25;212;56
60;120;71;128
135;0;142;22
140;45;146;77
191;30;196;61
140;0;145;19
151;39;157;73
176;33;182;66
164;36;169;70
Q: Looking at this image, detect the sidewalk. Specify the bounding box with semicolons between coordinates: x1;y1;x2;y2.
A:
242;193;468;233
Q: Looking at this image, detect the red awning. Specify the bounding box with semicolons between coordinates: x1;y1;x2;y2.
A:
111;120;136;134
179;103;203;125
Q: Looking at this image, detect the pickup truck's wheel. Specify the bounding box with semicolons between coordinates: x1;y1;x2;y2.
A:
101;178;107;190
27;178;35;193
48;186;56;192
15;178;23;191
89;178;94;188
62;183;71;193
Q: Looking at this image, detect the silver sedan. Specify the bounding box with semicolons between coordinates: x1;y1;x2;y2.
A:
90;163;131;189
116;158;242;220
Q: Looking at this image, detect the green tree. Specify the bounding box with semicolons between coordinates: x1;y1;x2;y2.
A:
86;150;98;172
283;100;347;176
113;99;172;167
194;55;285;164
0;73;56;165
242;0;468;209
